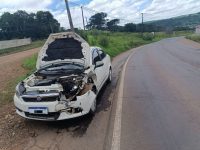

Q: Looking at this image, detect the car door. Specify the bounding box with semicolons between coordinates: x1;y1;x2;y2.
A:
97;48;110;83
92;48;104;90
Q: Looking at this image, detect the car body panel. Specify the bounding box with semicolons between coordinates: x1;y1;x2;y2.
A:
36;32;91;69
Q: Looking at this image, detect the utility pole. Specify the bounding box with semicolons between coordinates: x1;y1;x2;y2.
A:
81;6;85;30
141;13;144;35
64;0;74;32
85;17;88;25
85;17;89;30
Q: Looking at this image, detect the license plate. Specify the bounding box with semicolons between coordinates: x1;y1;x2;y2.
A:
28;107;48;114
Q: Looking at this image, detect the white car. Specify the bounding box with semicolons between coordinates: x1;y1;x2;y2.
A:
14;32;112;121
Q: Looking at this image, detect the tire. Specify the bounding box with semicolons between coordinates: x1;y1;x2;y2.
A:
107;68;112;83
89;98;97;115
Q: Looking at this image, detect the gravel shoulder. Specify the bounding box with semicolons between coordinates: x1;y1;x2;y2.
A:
0;48;40;150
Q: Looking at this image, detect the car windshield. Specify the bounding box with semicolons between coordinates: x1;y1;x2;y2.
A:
36;62;84;76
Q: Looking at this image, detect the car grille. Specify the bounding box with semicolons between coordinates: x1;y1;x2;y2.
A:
25;112;60;120
22;96;59;102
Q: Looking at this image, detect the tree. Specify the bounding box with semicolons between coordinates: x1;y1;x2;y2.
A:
87;12;107;30
124;23;136;32
0;10;60;40
107;19;120;31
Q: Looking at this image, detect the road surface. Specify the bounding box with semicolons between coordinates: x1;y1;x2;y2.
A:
118;37;200;150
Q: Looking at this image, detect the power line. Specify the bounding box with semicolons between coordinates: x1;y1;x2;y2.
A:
68;0;136;24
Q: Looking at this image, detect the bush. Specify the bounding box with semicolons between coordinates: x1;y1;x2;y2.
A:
91;29;101;37
142;33;154;41
186;34;200;42
77;30;88;41
128;41;135;47
22;54;37;71
90;39;97;46
99;36;109;47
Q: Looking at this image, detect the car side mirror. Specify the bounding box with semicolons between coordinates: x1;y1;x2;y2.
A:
95;61;104;68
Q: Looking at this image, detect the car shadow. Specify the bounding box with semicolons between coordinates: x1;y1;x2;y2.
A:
23;82;113;138
24;114;93;138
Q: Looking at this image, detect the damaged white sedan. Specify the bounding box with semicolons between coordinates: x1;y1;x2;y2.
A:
14;32;112;121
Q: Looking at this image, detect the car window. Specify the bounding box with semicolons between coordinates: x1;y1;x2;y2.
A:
92;49;101;64
98;50;106;59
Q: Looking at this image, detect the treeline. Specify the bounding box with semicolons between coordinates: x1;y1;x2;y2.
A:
86;12;195;33
149;12;200;30
0;10;60;40
0;10;196;41
86;12;165;32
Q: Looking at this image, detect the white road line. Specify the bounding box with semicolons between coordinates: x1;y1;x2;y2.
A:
111;50;135;150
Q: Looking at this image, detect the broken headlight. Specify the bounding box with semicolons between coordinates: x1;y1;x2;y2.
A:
15;82;26;97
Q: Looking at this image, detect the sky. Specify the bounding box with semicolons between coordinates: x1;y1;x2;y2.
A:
0;0;200;29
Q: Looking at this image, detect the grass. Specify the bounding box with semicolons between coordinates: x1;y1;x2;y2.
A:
0;30;193;106
22;31;193;71
0;75;27;105
0;54;38;104
22;54;38;71
186;34;200;43
0;40;45;56
86;31;192;57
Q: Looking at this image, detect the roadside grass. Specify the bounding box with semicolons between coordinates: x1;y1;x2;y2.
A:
186;34;200;43
0;75;27;105
0;40;45;56
22;54;37;71
0;55;38;105
0;31;193;106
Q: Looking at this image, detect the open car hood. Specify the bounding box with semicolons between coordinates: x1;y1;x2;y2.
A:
36;32;91;69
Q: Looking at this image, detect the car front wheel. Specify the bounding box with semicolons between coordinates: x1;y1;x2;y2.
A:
89;98;96;115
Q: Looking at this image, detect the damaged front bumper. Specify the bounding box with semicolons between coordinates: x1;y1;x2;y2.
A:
14;90;96;121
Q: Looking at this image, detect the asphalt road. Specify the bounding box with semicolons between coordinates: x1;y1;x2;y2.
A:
119;37;200;150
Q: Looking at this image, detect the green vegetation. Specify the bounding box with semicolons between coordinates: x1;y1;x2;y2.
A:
0;54;37;105
0;75;26;105
0;10;60;40
22;31;192;71
22;54;37;70
186;34;200;43
0;40;45;56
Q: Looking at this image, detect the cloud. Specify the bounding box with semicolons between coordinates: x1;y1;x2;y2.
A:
0;0;53;17
0;0;51;11
0;0;200;29
142;0;200;21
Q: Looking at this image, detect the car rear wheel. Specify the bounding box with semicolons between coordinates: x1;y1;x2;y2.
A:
107;68;112;83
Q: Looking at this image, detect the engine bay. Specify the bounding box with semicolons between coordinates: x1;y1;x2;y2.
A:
17;69;94;102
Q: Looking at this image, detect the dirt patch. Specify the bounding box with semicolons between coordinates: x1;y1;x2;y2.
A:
0;104;38;150
0;48;39;149
0;48;40;91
